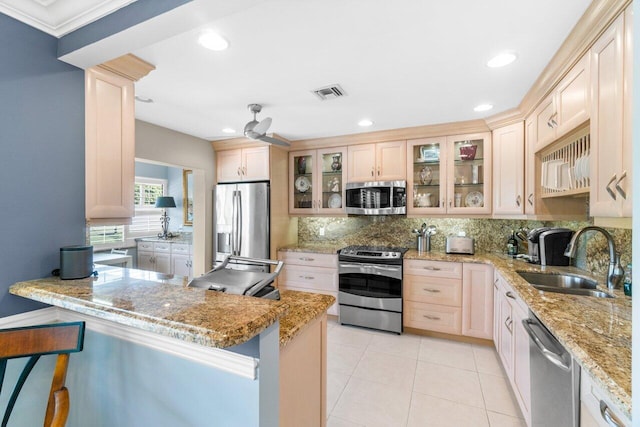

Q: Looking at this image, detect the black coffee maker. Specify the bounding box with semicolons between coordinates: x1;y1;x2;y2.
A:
527;228;574;266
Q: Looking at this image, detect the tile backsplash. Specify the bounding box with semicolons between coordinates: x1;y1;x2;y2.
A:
297;217;631;277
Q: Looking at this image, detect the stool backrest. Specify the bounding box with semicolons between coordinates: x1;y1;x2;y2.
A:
0;322;85;427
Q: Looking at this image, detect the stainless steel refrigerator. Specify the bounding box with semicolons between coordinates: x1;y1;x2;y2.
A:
214;181;270;272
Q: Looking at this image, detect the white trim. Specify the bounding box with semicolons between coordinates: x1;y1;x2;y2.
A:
1;308;259;380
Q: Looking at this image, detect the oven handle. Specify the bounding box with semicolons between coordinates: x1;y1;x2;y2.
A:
340;263;400;272
339;262;402;279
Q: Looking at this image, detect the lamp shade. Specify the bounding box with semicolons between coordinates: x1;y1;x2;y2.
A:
155;196;176;208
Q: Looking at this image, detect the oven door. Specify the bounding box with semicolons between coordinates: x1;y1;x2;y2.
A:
338;262;402;312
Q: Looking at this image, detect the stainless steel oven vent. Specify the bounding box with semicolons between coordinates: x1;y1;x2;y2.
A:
311;84;347;100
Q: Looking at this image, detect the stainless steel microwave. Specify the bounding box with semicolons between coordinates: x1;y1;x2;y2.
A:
345;181;407;215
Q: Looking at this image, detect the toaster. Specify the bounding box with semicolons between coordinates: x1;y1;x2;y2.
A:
446;236;475;255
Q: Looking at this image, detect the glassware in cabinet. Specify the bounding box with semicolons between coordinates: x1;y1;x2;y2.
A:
449;136;490;211
319;150;344;210
291;152;315;212
407;138;446;212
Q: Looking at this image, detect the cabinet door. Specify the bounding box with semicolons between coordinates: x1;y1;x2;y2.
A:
317;147;347;214
498;294;513;373
462;264;494;339
492;122;525;215
242;146;270;181
85;67;135;221
512;304;531;424
533;95;556;151
376;140;406;181
155;253;171;274
217;149;242;183
590;14;624;217
621;6;633;217
524;117;537;215
137;251;154;271
347;144;376;182
555;54;590;137
289;150;317;214
493;276;501;352
447;133;491;214
407;138;447;214
172;253;192;278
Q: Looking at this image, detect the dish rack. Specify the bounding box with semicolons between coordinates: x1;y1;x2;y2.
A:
540;126;590;198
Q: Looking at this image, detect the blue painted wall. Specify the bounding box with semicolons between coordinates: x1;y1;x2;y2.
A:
0;13;85;317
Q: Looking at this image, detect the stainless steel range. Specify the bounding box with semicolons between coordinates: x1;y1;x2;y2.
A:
338;245;407;334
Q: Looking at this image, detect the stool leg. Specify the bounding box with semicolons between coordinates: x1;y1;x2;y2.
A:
44;354;69;427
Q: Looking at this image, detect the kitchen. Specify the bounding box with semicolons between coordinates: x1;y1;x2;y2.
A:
0;0;637;426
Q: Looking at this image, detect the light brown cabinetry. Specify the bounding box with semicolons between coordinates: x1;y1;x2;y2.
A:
347;140;406;182
492;123;525;215
85;66;135;223
289;147;347;215
216;146;270;183
580;368;630;427
532;54;590;152
494;271;530;425
277;251;338;316
589;10;632;217
524;118;537;215
461;263;493;339
137;241;172;274
407;133;491;215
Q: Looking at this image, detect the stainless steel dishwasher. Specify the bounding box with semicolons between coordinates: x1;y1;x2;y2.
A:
522;311;580;427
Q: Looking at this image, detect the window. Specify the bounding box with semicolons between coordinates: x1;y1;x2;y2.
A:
88;177;168;246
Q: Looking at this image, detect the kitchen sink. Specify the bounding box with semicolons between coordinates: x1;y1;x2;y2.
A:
516;271;614;298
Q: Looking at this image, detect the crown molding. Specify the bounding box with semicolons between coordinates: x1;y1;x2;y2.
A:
98;53;155;82
484;108;523;130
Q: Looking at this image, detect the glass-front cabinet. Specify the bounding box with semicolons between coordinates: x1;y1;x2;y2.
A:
407;137;447;214
407;133;491;215
289;147;347;214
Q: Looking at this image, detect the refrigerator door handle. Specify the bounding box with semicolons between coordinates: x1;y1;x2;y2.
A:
237;190;243;255
231;191;239;255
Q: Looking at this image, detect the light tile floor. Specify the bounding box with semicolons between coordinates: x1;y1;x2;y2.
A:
326;319;526;427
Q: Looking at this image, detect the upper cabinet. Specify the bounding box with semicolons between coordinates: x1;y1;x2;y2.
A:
347;141;406;182
532;54;590;152
85;55;155;224
217;146;270;183
493;123;525;215
407;133;491;215
289;147;347;215
590;10;632;217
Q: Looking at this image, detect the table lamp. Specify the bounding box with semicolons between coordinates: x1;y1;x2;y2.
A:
155;196;176;239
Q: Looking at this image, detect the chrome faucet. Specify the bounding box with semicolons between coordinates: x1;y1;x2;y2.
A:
564;226;624;290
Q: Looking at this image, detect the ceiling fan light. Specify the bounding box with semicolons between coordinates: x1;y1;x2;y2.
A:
198;31;229;51
358;119;373;127
474;104;494;112
487;52;517;68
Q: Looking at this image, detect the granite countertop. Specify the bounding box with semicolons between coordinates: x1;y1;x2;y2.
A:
277;243;342;254
9;266;334;350
137;235;193;244
404;249;632;420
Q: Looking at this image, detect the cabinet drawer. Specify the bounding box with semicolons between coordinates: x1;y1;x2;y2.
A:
278;251;337;269
153;242;171;253
279;265;337;292
404;260;462;279
404;301;461;335
279;285;338;316
138;241;154;251
171;243;192;255
404;275;462;307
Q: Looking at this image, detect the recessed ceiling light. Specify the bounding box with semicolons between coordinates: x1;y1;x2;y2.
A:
358;119;373;127
198;30;229;51
135;95;154;103
474;104;494;112
222;128;236;134
487;52;517;68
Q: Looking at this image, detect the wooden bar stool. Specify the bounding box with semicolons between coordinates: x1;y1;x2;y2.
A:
0;322;85;427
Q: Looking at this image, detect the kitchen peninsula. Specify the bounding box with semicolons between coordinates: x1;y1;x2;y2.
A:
9;265;334;426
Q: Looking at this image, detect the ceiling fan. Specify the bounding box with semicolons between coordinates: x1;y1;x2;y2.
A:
243;104;290;147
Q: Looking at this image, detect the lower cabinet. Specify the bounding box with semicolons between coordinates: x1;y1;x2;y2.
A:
277;251;338;316
494;271;530;425
137;241;192;278
580;369;630;427
403;260;493;339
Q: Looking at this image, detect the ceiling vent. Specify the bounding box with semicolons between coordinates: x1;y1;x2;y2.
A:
311;84;347;101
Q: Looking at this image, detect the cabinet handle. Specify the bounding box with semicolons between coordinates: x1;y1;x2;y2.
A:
516;195;521;207
377;166;380;176
506;291;516;300
423;266;441;271
237;167;241;176
242;166;247;175
299;257;315;262
423;314;441;321
606;174;617;200
599;400;623;427
505;316;513;333
449;199;453;207
318;200;322;210
422;288;441;293
299;275;315;280
312;200;316;208
615;170;627;200
371;167;374;177
547;112;558;128
527;193;534;206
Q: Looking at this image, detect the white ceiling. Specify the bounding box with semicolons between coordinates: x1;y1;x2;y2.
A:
7;0;593;142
